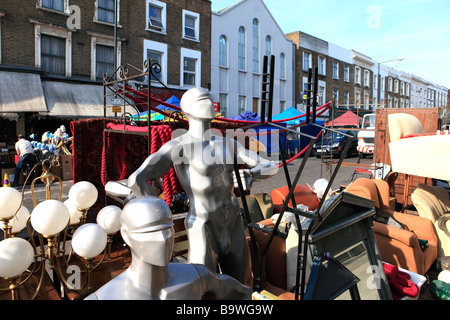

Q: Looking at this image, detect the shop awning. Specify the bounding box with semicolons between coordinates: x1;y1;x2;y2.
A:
0;113;19;121
0;71;47;112
40;80;116;119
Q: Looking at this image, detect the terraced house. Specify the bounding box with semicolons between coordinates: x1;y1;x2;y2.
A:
0;0;211;141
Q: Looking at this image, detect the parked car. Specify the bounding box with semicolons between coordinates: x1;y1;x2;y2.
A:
313;130;358;158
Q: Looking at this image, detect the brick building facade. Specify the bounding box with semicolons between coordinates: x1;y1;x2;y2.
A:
0;0;211;140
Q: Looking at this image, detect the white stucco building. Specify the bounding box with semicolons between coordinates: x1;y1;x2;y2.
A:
211;0;295;118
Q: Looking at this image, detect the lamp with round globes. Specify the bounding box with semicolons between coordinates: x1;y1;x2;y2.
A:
5;206;30;236
0;237;35;300
72;223;108;290
28;199;73;297
68;181;98;225
96;205;122;260
63;199;83;226
0;187;23;238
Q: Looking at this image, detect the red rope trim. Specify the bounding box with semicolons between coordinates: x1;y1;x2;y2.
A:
117;84;331;126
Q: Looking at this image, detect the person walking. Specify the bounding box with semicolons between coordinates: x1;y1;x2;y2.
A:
13;134;35;186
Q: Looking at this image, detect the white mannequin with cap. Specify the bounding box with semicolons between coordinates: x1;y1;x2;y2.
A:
85;196;252;300
128;87;278;286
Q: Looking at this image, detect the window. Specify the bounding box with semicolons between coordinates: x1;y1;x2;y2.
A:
183;58;196;86
318;56;325;75
181;48;201;87
97;0;115;23
333;89;339;104
265;36;272;71
252;19;259;73
381;77;384;92
143;39;167;84
32;20;71;77
355;67;361;84
373;74;377;89
318;86;325;106
401;82;405;96
344;65;349;82
147;0;166;33
90;34;122;81
41;34;66;75
219;35;227;67
364;70;369;87
183;10;199;41
388;78;392;92
280;53;286;79
238;26;246;70
238;96;246;114
355;91;361;107
344;91;350;109
332;62;339;79
95;45;114;80
303;52;311;71
280;101;286;112
219;93;228;118
394;80;399;93
41;0;64;11
147;50;162;82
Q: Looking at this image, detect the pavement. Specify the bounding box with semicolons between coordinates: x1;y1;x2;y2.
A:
252;154;374;195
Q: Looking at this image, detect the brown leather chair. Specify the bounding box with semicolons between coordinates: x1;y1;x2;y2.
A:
345;178;438;275
242;186;320;299
270;184;320;210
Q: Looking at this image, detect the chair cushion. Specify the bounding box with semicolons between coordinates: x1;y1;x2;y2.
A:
270;185;319;210
412;184;450;223
388;113;423;142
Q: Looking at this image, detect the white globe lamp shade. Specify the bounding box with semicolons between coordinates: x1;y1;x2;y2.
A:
31;200;70;237
0;238;34;278
68;181;98;210
0;188;22;219
438;270;450;284
64;199;82;225
72;223;107;259
8;206;30;234
96;205;122;234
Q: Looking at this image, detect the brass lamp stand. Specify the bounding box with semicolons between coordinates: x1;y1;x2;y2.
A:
0;160;107;300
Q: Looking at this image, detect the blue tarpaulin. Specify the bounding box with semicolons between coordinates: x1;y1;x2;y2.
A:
132;95;180;120
230;111;285;154
273;107;325;154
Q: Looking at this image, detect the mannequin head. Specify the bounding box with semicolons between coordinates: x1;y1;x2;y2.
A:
121;196;174;267
180;87;214;120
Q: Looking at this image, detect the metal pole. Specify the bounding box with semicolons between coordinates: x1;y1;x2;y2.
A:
306;69;312;124
113;0;118;80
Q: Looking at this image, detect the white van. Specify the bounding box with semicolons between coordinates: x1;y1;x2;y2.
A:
357;113;376;157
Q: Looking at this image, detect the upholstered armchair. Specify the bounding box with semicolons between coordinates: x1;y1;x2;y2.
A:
240;185;320;299
411;184;450;258
345;178;438;275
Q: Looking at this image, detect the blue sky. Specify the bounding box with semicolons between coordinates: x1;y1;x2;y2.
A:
212;0;450;89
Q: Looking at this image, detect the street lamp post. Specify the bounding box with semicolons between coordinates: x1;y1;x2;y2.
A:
377;58;404;106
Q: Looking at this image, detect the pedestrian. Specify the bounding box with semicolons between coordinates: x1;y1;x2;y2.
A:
14;134;36;186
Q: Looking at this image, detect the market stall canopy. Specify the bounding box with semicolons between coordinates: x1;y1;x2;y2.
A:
40;81;116;119
325;110;361;127
272;106;303;125
0;71;47;112
157;95;180;112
